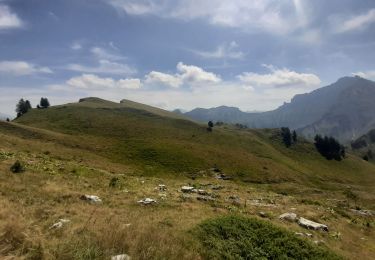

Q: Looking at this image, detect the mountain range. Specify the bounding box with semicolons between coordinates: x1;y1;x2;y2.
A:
184;76;375;143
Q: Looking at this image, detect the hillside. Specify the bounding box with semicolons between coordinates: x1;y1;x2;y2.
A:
0;97;374;259
185;76;375;142
351;129;375;162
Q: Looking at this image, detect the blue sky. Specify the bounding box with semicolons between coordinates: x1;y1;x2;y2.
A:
1;0;375;116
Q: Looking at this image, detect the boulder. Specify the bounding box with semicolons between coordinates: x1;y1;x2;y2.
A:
111;254;131;260
80;195;102;203
181;186;194;193
298;217;328;231
279;212;298;222
137;198;156;205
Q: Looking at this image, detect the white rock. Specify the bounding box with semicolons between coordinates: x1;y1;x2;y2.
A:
49;219;70;229
137;198;156;205
279;213;298;222
181;186;194;193
111;254;131;260
80;195;102;203
298;217;328;231
350;209;374;216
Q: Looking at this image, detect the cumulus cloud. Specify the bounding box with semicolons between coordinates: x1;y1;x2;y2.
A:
237;64;321;88
191;41;245;59
67;74;141;89
333;8;375;33
0;5;22;30
145;71;182;88
107;0;308;35
0;61;52;75
144;62;221;88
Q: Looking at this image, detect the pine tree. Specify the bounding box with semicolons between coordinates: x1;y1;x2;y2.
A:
40;97;50;108
15;98;32;117
292;130;297;143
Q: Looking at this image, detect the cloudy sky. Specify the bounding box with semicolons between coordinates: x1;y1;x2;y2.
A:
1;0;375;116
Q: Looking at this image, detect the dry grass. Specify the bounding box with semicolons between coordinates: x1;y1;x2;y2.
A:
0;99;374;259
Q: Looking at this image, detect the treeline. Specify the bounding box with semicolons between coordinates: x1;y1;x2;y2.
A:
314;135;345;161
16;97;51;118
280;127;345;161
280;127;297;147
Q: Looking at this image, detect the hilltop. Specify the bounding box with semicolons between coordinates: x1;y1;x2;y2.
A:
185;76;375;143
0;97;374;259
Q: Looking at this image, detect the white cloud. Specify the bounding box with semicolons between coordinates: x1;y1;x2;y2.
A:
107;0;307;35
333;8;375;33
67;59;136;75
352;70;375;80
191;41;245;59
71;42;82;50
91;47;125;61
67;74;141;89
144;62;221;88
238;64;321;88
0;5;22;30
66;45;136;75
145;71;182;88
177;62;221;84
0;61;52;75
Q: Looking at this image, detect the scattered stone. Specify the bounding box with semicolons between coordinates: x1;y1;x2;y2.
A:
259;211;267;218
279;212;298;222
350;209;374;217
158;184;167;192
228;195;241;205
215;173;233;180
295;232;313;237
313;240;325;245
111;254;131;260
49;219;70;229
80;194;102;203
137;198;156;205
196;189;209;195
181;186;194;193
298;217;328;231
249;200;277;207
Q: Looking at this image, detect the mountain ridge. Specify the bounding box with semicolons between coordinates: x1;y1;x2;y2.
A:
184;76;375;142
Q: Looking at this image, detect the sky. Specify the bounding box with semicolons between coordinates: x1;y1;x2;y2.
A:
1;0;375;116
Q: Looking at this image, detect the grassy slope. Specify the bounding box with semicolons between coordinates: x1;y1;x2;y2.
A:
0;97;374;259
13;98;375;190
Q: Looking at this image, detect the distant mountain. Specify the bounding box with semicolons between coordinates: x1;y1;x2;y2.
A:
184;76;375;142
351;129;375;162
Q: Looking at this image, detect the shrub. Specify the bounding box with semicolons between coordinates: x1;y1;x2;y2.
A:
195;215;342;259
10;160;25;173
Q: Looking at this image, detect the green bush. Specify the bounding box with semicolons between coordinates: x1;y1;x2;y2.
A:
195;215;342;259
10;160;25;173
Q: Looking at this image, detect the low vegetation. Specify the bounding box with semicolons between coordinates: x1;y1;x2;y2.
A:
196;215;342;259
